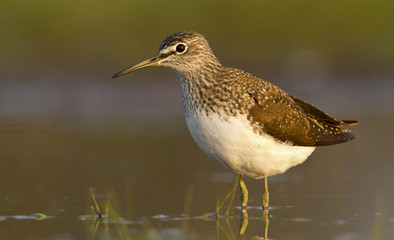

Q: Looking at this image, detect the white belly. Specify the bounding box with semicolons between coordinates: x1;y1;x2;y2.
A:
185;111;315;179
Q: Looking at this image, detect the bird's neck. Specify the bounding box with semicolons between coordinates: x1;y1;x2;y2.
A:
177;64;234;118
178;71;211;116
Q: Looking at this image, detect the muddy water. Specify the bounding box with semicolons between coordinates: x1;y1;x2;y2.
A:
0;80;393;239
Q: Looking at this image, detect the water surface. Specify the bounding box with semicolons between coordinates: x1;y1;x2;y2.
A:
0;80;393;239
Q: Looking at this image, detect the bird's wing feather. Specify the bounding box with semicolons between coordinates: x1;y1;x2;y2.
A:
246;85;356;146
290;96;358;127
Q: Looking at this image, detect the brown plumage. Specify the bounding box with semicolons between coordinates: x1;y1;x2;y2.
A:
246;81;357;146
112;31;358;212
145;31;358;147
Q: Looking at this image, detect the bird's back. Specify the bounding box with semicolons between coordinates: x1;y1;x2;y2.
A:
207;67;358;147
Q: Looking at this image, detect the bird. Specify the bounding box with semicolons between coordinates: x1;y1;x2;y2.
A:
112;31;357;216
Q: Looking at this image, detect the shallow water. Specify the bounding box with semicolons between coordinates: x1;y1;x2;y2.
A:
0;80;393;240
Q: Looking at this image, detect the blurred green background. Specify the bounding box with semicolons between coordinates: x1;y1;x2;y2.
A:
1;0;393;78
0;0;393;126
0;1;393;239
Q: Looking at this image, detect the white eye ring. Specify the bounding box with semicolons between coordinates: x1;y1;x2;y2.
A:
175;43;187;54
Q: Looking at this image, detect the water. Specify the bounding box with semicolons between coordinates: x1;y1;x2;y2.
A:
0;79;393;239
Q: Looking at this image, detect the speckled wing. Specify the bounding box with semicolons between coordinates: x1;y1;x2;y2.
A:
247;85;357;146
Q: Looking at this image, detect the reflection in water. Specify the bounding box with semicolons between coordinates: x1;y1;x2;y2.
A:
84;187;273;240
0;194;392;239
1;112;394;239
236;207;269;240
263;208;269;240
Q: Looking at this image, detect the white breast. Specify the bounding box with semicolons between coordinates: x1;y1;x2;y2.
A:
184;111;315;179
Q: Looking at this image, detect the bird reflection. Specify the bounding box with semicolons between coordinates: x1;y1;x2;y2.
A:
215;207;270;240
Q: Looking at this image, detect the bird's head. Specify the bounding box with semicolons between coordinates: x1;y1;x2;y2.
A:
113;31;221;78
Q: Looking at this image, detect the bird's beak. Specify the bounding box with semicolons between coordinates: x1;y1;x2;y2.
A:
112;55;161;78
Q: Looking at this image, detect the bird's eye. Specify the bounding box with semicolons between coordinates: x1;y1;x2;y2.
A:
176;44;186;53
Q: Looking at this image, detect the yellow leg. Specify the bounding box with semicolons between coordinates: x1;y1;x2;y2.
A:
262;176;269;240
237;174;248;218
262;176;269;210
